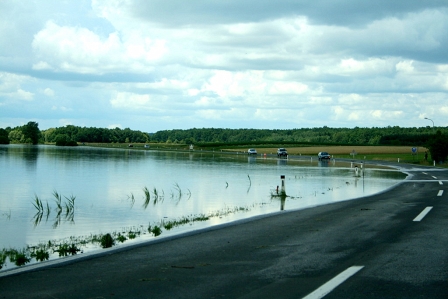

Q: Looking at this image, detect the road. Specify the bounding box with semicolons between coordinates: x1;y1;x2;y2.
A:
1;163;447;298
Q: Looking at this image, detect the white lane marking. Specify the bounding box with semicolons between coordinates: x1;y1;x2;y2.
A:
439;181;443;185
422;172;428;175
413;207;433;222
438;190;444;196
432;176;437;179
302;266;364;299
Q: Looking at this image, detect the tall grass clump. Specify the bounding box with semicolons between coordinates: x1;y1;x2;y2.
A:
100;233;115;248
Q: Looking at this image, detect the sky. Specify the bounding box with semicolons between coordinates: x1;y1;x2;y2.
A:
1;0;448;132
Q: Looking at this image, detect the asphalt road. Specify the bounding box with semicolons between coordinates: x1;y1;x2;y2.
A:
1;163;447;299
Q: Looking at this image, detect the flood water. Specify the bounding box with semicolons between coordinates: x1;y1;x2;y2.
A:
0;145;406;270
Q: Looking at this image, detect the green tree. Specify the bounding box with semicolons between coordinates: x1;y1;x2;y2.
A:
21;121;40;144
427;130;448;163
8;129;25;143
0;128;9;144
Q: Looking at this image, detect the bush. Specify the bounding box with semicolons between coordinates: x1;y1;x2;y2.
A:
100;233;115;248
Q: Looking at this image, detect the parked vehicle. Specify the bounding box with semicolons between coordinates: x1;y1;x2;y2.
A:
318;151;331;160
277;148;288;158
247;148;257;155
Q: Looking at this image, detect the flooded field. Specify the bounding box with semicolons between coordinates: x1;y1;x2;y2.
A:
0;145;406;271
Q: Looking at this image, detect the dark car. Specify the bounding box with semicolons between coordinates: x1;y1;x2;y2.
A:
318;151;331;160
277;148;288;158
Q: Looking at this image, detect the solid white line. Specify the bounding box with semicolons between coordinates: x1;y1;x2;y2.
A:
437;190;444;196
302;266;364;299
413;207;433;222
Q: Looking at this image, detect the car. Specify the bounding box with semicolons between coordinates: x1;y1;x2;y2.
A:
318;151;331;160
277;148;288;157
247;148;257;155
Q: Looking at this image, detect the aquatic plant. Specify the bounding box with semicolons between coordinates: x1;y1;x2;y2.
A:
2;209;11;220
142;187;151;209
127;192;135;208
55;243;80;257
32;194;44;213
173;182;182;199
116;233;127;243
0;249;7;269
53;190;63;213
100;233;114;248
64;194;76;215
9;249;31;266
148;225;162;237
31;248;50;262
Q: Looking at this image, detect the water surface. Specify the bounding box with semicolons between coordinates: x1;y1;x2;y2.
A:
0;145;405;268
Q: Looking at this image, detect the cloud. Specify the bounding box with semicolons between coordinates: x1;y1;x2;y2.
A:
1;0;448;131
32;20;167;75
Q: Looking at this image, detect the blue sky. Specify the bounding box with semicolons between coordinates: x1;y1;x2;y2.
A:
1;0;447;132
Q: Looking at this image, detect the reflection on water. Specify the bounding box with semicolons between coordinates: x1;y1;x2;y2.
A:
0;145;406;263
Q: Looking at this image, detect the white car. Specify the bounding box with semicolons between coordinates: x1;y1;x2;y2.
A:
318;152;331;160
247;148;257;155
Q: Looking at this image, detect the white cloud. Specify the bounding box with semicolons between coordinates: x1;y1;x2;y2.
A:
43;88;55;97
31;20;167;74
108;124;122;129
110;92;151;109
1;1;448;130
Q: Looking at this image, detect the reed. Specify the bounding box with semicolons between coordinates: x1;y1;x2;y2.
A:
64;195;76;214
173;182;182;199
53;190;63;213
128;192;135;208
32;194;44;213
142;187;151;209
152;187;159;205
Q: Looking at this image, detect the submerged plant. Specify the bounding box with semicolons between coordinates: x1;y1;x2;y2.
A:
100;233;115;248
142;187;151;209
32;194;44;213
53;190;63;213
31;249;50;262
9;249;31;266
173;182;182;199
148;225;162;237
55;243;80;257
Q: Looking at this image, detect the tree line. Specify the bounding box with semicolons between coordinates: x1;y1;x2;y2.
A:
0;123;149;145
150;126;445;146
1;123;447;162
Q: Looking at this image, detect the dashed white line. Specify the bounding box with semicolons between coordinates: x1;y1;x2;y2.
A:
422;172;427;175
432;176;437;179
439;181;443;185
413;207;433;222
437;190;444;196
302;266;364;299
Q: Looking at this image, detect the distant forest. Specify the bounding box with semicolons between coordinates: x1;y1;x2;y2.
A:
150;126;443;146
1;123;446;147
